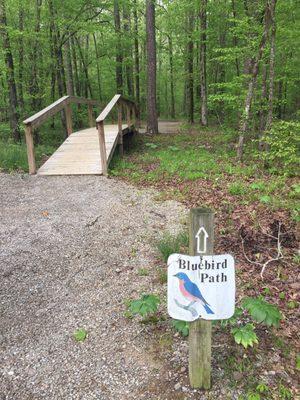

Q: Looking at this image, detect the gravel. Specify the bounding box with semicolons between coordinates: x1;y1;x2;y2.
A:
0;173;188;400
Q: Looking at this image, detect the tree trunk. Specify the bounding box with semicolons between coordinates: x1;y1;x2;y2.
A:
200;0;208;126
231;0;240;76
64;38;74;96
187;11;194;124
0;0;21;142
114;0;123;94
18;4;24;113
92;33;102;101
168;35;175;119
237;2;272;160
123;4;134;97
265;0;277;132
133;0;140;107
146;0;158;134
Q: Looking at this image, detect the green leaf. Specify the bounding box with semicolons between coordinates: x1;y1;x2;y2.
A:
260;195;271;204
231;324;258;349
128;294;160;318
172;319;190;337
73;328;87;342
242;297;282;327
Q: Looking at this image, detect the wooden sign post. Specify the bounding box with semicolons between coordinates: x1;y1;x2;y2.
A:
188;208;214;389
167;208;235;390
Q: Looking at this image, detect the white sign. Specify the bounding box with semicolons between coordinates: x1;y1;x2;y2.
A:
168;253;235;322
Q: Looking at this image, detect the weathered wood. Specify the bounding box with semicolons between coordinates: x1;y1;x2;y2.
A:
126;105;131;127
117;104;123;156
23;96;69;128
189;207;214;389
96;94;121;123
24;124;36;174
97;121;108;176
65;103;73;136
88;104;94;128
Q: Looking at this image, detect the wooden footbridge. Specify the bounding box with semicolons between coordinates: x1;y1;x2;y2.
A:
23;94;138;176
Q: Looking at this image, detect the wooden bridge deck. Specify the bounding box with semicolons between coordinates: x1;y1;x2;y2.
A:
38;124;128;176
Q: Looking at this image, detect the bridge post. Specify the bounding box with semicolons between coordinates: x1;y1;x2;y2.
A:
126;105;131;127
117;104;123;157
88;104;94;128
97;121;108;176
65;103;73;136
24;124;36;174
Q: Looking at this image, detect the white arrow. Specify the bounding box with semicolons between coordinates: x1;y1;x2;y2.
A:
195;226;209;254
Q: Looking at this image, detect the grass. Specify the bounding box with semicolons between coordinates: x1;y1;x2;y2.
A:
109;123;299;220
156;231;189;262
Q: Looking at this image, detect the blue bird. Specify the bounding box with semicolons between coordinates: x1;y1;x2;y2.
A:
174;272;214;314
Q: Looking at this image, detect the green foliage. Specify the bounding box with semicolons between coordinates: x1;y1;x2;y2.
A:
242;297;282;327
145;142;158;149
231;323;258;349
228;182;247;196
138;268;149;276
157;231;189;262
296;354;300;370
261;121;300;175
171;319;190;337
128;294;160;317
259;195;271;204
73;328;87;342
0;142;28;172
278;384;292;400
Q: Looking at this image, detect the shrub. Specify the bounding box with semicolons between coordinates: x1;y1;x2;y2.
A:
261;121;300;175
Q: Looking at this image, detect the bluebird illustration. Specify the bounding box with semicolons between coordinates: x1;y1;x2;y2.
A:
174;272;214;315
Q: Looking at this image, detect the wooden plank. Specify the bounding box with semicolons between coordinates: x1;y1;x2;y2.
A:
23;96;69;129
24;125;36;174
96;94;121;123
37;124;130;176
188;208;214;389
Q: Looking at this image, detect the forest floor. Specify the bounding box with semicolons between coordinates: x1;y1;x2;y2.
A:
0;123;299;400
110;123;300;399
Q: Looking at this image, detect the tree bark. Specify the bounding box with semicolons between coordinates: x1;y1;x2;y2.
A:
0;0;21;142
187;11;194;124
168;35;175;119
133;0;140;107
114;0;123;94
265;0;277;131
200;0;208;126
146;0;158;134
237;2;272;160
18;4;24;113
92;33;102;101
123;4;134;97
64;38;74;96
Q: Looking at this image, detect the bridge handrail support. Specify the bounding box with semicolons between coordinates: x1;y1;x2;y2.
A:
23;95;101;174
96;94;139;177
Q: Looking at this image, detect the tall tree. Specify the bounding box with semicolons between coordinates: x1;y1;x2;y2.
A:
0;0;21;142
237;1;272;160
133;0;140;107
114;0;123;94
146;0;158;134
199;0;208;126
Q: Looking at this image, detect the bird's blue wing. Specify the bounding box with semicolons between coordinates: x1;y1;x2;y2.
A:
184;280;207;303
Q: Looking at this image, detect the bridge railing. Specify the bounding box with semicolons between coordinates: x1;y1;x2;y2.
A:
96;94;139;176
23;95;101;174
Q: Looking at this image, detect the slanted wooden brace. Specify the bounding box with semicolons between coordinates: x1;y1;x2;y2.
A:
188;208;214;389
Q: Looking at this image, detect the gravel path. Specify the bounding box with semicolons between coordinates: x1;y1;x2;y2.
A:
0;173;187;400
